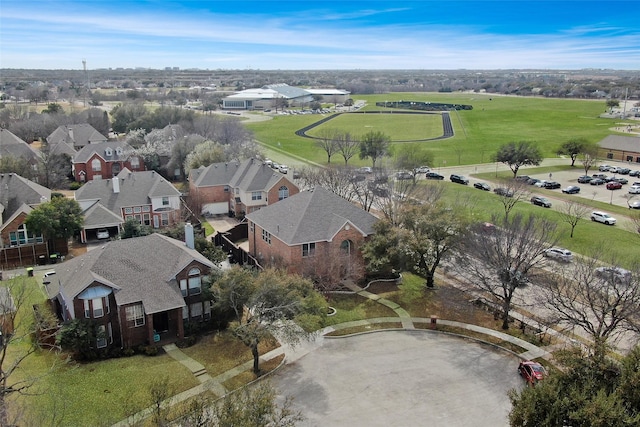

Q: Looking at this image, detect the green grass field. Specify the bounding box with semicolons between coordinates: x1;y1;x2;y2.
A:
247;92;618;168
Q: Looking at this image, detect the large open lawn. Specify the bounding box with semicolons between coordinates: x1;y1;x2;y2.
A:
246;92;618;167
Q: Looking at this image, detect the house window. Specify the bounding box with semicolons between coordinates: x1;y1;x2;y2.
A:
105;147;113;156
143;206;151;212
125;304;145;327
161;213;169;226
124;207;133;214
250;222;254;233
341;240;353;255
180;279;188;297
134;214;142;224
188;268;202;295
9;224;41;246
278;186;289;200
143;213;151;226
302;243;316;257
130;156;140;169
133;207;142;213
182;306;188;320
92;159;102;172
224;185;229;193
252;191;262;201
190;302;203;320
607;152;613;159
627;156;633;162
162;197;169;206
116;147;123;155
84;297;106;318
96;325;107;349
262;229;271;244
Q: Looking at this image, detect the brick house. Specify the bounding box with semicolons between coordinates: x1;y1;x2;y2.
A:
597;135;640;163
0;173;52;268
73;140;144;182
188;158;299;218
46;228;216;350
74;169;182;242
245;186;377;282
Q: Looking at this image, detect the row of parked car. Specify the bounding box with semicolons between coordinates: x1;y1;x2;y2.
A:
598;164;640;176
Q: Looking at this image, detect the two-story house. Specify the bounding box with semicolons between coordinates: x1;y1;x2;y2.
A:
0;128;40;169
74;169;182;242
72;140;144;182
245;186;377;282
188;158;299;218
46;227;215;350
0;173;51;268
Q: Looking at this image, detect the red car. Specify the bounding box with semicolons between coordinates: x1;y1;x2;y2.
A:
606;181;622;190
518;360;547;385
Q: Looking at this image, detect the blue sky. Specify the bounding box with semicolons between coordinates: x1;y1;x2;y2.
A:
1;1;639;70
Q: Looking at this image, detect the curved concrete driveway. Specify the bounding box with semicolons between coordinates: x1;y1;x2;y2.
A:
272;330;523;427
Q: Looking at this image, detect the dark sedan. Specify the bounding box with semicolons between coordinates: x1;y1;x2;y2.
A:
590;178;606;186
562;185;581;194
531;196;552;208
543;181;561;189
577;175;593;184
473;182;491;191
425;172;445;180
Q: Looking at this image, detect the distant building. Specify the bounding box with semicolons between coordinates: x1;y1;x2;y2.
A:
597;135;640;163
222;83;349;110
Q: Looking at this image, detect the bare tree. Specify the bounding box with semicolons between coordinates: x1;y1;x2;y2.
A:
454;213;558;329
335;131;359;165
297;166;358;202
493;179;530;220
315;128;339;164
557;200;590;238
579;149;598;176
541;254;640;351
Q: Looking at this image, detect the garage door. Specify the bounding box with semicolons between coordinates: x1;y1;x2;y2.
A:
202;202;228;216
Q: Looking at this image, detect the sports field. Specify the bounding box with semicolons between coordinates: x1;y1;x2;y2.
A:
246;92;618;167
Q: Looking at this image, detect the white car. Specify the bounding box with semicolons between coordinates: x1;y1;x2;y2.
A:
278;164;289;174
414;166;430;173
96;229;110;239
590;211;616;225
534;180;547;188
544;247;573;262
629;185;640;194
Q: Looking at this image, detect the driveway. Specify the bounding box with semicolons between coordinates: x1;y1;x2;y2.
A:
272;331;523;427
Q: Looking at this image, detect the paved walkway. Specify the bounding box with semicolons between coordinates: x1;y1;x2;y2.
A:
112;278;557;426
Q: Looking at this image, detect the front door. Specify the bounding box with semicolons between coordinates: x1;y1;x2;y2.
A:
153;312;169;333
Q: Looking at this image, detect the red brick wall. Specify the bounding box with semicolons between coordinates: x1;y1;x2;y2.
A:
74;155;145;182
266;178;300;204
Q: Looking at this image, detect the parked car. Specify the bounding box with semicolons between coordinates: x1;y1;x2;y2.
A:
606;181;622;190
358;166;373;174
591;211;616;225
494;187;514;197
599;164;612;172
270;162;280;170
526;178;540;185
562;185;580;194
609;166;621;174
543;181;561;189
450;174;469;185
610;177;628;184
629;200;640;209
395;170;414;180
518;360;547;386
474;182;491;191
544;247;573;262
592;173;607;179
278;164;289;174
629;185;640;194
577;175;593;184
425;172;445;180
595;266;632;284
96;229;110;239
590;178;606;186
618;167;631;175
414;165;430;173
515;175;530;182
534;180;547;188
531;196;552;208
629;170;640;177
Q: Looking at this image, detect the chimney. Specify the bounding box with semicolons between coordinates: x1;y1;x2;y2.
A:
185;222;195;249
68;127;74;142
112;176;120;193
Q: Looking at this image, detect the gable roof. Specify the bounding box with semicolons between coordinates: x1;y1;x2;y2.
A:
73;140;135;163
74;170;180;215
598;135;640;152
0;129;40;163
81;201;125;228
246;186;377;245
190;158;290;193
49;233;215;314
47;124;107;150
0;173;50;227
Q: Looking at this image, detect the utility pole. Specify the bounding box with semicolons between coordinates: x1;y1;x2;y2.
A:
82;59;89;107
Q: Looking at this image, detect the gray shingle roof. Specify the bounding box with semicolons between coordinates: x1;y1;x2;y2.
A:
0;173;51;227
47;124;107;149
51;233;215;314
190;158;286;193
246;186;377;245
74;170;180;215
598;135;640;152
0;129;39;163
73;140;135;163
81;201;124;228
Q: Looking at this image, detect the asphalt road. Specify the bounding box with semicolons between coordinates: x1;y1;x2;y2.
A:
272;331;523;427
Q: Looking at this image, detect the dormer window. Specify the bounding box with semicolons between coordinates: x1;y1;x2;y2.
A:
105;147;113;156
116;147;123;155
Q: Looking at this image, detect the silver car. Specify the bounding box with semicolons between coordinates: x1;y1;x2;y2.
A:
544;247;573;262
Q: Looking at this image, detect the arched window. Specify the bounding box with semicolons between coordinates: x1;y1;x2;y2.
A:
278;186;289;200
340;240;353;255
112;162;121;175
180;267;202;296
91;158;102;172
